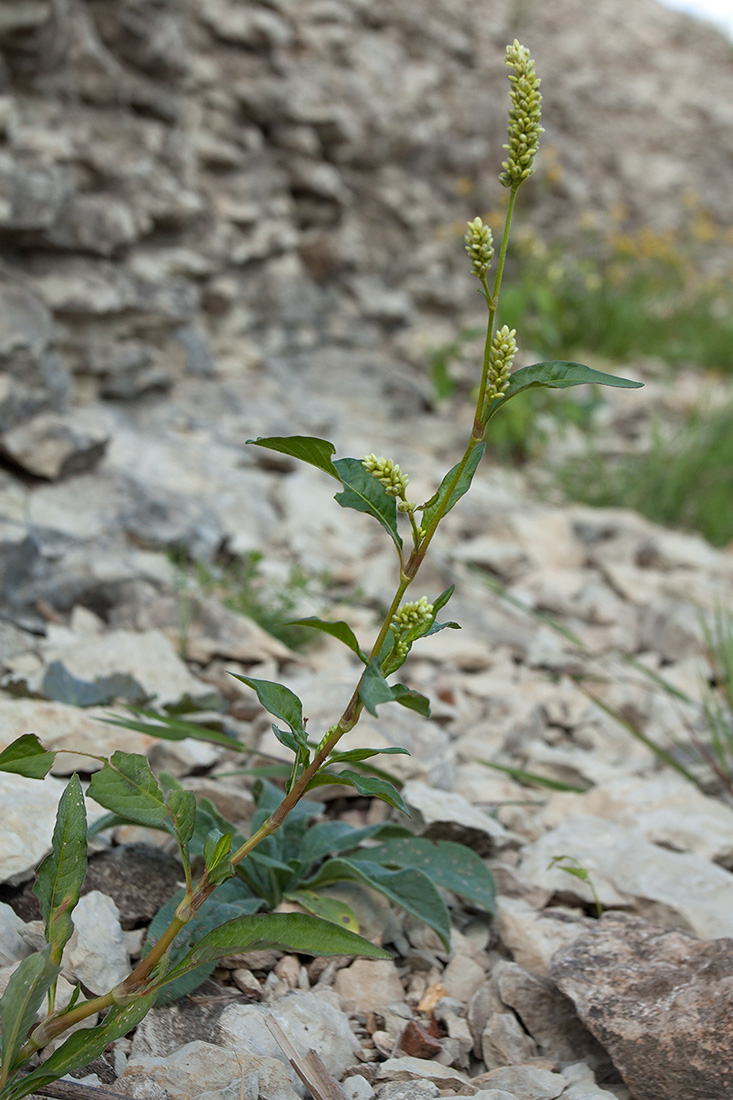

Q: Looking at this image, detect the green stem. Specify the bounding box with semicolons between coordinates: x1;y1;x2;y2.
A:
479;186;519;425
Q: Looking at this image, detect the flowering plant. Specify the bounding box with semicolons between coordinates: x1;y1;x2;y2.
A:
0;42;642;1100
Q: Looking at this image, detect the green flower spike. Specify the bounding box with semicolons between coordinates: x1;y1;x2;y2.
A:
464;216;495;279
499;40;544;189
362;454;409;498
486;325;517;403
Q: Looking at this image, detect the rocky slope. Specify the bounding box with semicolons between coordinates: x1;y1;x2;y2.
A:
1;3;733;1100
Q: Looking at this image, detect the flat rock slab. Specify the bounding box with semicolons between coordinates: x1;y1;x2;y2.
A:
550;914;733;1100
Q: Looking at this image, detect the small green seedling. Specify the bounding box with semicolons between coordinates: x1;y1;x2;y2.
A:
548;855;604;919
0;42;641;1100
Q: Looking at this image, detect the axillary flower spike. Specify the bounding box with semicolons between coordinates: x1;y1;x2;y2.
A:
362;453;410;499
499;40;544;189
485;324;517;404
464;216;495;279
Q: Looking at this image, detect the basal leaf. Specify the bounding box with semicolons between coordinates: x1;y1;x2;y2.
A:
287;890;359;933
283;618;368;663
304;859;450;949
34;775;87;965
229;677;305;739
299;820;395;868
485;361;643;421
87;752;167;828
161;912;390;985
0;735;55;779
358;661;398;717
0;946;60;1078
246;435;341;481
334;457;402;554
421;443;485;531
366;836;496;915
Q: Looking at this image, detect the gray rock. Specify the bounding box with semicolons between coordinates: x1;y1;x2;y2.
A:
333;958;405;1014
518;814;733;939
218;990;359;1090
118;1039;296;1100
551;914;733;1100
476;1065;566;1100
0;412;109;480
62;890;129;995
0;770;83;885
0;901;32;966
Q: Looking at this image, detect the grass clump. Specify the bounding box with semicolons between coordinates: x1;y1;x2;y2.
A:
498;216;733;370
557;400;733;547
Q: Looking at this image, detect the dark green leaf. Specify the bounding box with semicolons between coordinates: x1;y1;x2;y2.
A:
246;435;341;482
336;771;409;815
485;361;643;422
4;993;157;1100
161;912;390;985
144;884;263;1005
421;444;485;531
305;859;450;949
431;585;455;614
358;661;398;717
282;618;368;663
102;708;246;753
0;946;60;1077
390;684;431;717
334;458;402;554
0;736;55;780
327;747;409;765
229;677;305;739
365;836;496;915
34;775;87;965
271;724;302;756
203;829;233;885
87;752;167;829
298;820;395;867
166;789;196;848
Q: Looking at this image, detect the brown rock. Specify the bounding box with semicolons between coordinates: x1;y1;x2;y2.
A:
398;1018;443;1059
550;914;733;1100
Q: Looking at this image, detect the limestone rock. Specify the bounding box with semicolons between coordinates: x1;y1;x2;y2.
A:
518;814;733;939
62;890;129;995
333;958;405;1014
117;1039;295;1100
0;412;108;480
551;914;733;1100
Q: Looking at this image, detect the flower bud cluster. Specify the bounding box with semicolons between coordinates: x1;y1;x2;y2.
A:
486;325;517;401
391;596;435;658
362;454;409;498
499;40;543;189
464;216;494;279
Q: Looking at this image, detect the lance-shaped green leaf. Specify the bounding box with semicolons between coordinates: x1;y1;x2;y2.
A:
4;991;158;1100
304;859;450;949
307;770;408;815
203;829;234;886
103;708;246;753
229;677;305;741
246;435;341;482
87;752;167;828
0;946;60;1082
358;661;398;716
390;684;431;717
287;889;359;933
485;361;643;422
421;443;485;532
165;788;196;848
0;735;55;779
34;775;87;966
334;458;402;554
364;836;496;916
327;746;409;766
283;617;368;663
298;820;397;867
160;912;390;986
